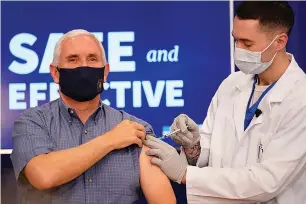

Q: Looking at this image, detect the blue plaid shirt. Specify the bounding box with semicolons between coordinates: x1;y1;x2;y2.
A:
11;98;154;204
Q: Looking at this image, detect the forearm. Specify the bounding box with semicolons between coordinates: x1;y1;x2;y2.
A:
25;133;115;189
183;142;201;166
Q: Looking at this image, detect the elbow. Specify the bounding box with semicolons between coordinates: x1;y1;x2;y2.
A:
256;186;280;202
32;182;51;191
25;165;56;190
35;177;54;190
248;171;282;202
258;175;284;201
30;172;55;190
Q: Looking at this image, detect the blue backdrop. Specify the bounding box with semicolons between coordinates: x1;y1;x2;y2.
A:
1;1;231;150
1;1;306;204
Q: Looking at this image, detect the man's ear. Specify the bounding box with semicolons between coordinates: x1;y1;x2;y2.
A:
275;33;288;51
104;63;110;83
50;64;60;84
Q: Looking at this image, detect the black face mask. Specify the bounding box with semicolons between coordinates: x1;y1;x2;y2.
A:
57;66;105;102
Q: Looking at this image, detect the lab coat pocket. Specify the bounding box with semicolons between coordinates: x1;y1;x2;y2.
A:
259;133;273;162
250;133;272;164
247;133;266;165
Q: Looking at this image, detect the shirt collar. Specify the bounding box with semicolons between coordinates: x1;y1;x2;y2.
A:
58;97;103;123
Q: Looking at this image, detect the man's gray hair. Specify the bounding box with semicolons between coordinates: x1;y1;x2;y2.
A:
52;29;107;64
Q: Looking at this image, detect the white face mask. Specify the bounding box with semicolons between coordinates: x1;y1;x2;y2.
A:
234;35;279;74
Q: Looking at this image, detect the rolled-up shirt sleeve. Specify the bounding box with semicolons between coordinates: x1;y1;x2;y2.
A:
121;111;155;136
10;109;56;180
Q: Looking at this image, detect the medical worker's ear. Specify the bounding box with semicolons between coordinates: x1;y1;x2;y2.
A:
104;63;110;83
50;64;60;84
275;33;288;51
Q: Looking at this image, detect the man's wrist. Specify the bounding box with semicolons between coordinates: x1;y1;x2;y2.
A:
100;132;116;151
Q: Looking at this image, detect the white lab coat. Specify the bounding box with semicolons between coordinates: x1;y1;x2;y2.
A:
186;53;306;204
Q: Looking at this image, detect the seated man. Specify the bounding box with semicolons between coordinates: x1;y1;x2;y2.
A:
10;29;176;204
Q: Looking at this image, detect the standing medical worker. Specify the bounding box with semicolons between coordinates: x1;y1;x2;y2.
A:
144;1;306;203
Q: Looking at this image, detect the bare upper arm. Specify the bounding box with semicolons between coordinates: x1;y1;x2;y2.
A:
139;145;176;204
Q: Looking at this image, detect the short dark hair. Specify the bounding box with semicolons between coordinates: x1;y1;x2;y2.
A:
235;1;294;36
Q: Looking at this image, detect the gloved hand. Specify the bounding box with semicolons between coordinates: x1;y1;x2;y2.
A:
170;114;200;148
144;135;188;184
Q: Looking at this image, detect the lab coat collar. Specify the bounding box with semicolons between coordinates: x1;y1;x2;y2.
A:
233;53;305;142
235;53;305;103
267;53;305;103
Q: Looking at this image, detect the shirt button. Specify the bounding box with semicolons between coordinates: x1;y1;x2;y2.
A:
84;130;88;134
88;178;93;183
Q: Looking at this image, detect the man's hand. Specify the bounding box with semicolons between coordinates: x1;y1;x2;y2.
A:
144;135;188;184
170;114;200;148
107;120;146;149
